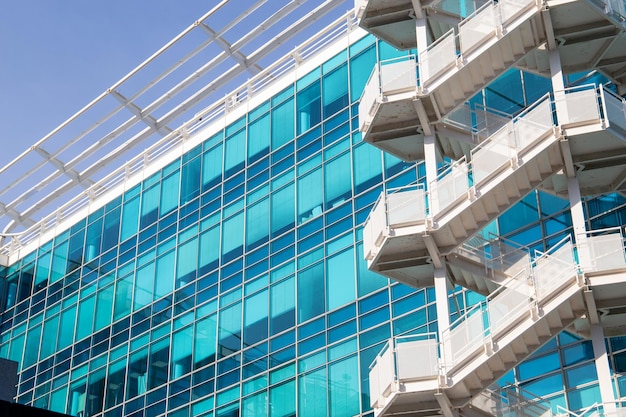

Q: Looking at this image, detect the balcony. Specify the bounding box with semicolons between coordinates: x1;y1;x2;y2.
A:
358;56;424;161
364;86;626;283
368;230;626;417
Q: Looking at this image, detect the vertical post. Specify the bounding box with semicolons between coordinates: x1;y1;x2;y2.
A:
549;48;568;124
590;323;617;413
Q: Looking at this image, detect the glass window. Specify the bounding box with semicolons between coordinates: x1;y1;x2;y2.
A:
297;262;324;323
271;184;295;238
324;152;351;208
161;171;181;215
76;295;95;341
195;314;217;369
95;285;114;332
272;98;295;151
222;212;244;263
326;248;356;311
297;168;323;224
298;368;327;417
244;289;268;346
297;82;321;134
181;157;201;204
141;184;161;228
225;129;246;178
172;326;193;379
120;195;140;242
134;262;155;311
203;143;223;190
219;302;242;358
199;226;221;276
177;237;199;287
246;198;269;250
248;113;270;164
270;277;295;335
349;45;376;101
328;355;359;417
322;63;349;118
270;379;295;417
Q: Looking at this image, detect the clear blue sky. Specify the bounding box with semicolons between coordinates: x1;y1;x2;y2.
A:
0;1;212;167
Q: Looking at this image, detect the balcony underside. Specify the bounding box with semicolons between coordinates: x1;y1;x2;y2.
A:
541;125;626;196
517;0;626;86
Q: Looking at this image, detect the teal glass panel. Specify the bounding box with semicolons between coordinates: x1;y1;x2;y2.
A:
69;376;87;416
521;372;563;397
246;198;269;250
244;289;268;346
85;217;103;262
203;143;224;189
50;240;68;283
126;348;148;399
34;251;51;287
23;324;42;368
76;295;95;341
105;359;126;408
565;362;598;387
324;152;351;208
297;167;323;224
298;367;327;417
219;302;242;357
499;194;540;235
94;285;114;332
225;129;246;176
50;387;68;414
270;379;295;417
120;196;140;241
523;71;552;104
353;143;382;194
161;171;181;215
134;262;155;310
114;274;133;321
322;63;348;118
177;237;198;287
297;81;321;134
270;277;295;335
8;333;24;366
271;184;295;238
485;69;524;115
349;45;376;100
102;207;121;252
328;355;359;417
199;226;221;274
40;315;59;360
242;391;268;417
148;338;169;389
356;242;386;297
271;98;295;151
326;248;356;311
181;157;201;204
155;251;175;299
222;212;244;262
140;184;160;228
567;384;601;411
297;262;324;323
248;113;270;163
194;314;217;369
57;305;76;350
172;325;193;379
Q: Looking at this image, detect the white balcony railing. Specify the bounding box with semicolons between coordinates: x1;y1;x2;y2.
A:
420;0;539;87
358;56;418;132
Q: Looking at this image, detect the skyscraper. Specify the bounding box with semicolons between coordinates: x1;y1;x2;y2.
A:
1;1;626;417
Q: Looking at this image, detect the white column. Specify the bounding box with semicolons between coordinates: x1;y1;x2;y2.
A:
549;48;569;125
424;135;439;213
568;176;591;269
590;323;617;414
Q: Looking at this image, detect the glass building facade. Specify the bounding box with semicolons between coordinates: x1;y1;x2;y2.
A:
1;19;626;417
